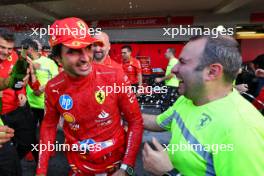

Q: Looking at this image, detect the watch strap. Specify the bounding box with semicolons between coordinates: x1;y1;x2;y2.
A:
120;163;134;176
162;168;178;176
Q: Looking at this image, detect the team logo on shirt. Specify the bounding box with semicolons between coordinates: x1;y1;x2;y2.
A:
98;110;109;119
69;123;80;131
95;90;105;104
196;113;212;130
7;55;12;61
63;112;75;123
59;94;73;110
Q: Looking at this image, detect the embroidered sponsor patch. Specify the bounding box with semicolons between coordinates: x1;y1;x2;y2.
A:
98;110;109;119
63;112;75;123
59;94;73;110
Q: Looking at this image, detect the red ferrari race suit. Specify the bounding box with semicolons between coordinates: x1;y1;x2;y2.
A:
36;63;143;176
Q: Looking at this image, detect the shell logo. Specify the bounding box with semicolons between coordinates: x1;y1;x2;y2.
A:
63;112;75;123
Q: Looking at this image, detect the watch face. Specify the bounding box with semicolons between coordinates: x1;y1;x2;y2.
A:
163;173;171;176
127;167;134;175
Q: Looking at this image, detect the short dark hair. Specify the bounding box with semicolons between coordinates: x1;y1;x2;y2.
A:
192;36;242;83
50;44;62;58
253;54;264;69
21;38;39;51
0;28;15;42
121;45;132;52
167;48;176;55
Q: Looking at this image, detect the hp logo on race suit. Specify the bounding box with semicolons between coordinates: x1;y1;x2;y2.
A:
59;94;73;110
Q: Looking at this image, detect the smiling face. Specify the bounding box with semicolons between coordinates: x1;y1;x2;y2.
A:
0;37;14;61
60;45;92;77
172;38;207;100
92;32;109;62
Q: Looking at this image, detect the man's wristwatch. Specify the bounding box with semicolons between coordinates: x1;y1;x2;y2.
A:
120;163;134;176
162;168;179;176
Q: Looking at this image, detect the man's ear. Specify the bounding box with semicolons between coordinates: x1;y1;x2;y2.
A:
205;63;223;81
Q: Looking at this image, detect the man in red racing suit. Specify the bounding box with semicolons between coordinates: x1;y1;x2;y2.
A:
36;17;143;176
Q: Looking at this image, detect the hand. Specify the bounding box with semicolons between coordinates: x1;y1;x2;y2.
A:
112;169;127;176
33;63;41;70
34;85;45;96
24;59;41;92
155;78;162;83
235;84;248;93
143;137;173;175
18;94;27;107
39;85;46;92
26;58;39;84
21;64;32;85
255;69;264;78
0;126;14;148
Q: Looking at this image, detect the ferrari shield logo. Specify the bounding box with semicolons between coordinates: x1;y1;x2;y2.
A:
95;90;105;104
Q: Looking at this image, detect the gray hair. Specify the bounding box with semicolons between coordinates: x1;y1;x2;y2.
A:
194;36;242;83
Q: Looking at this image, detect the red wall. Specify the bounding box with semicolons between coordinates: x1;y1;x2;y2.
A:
110;43;184;70
241;39;264;62
109;40;263;69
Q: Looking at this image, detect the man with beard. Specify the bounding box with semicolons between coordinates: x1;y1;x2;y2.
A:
36;17;143;176
142;36;264;176
92;31;122;70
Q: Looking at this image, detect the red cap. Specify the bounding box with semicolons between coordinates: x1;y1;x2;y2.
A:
49;17;101;49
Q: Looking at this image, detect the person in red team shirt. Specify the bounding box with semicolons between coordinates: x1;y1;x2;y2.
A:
36;17;143;176
121;45;142;91
92;31;122;70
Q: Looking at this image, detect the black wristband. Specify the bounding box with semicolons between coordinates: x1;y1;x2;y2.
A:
162;168;178;176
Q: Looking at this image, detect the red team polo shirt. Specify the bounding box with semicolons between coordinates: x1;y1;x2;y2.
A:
122;57;142;85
